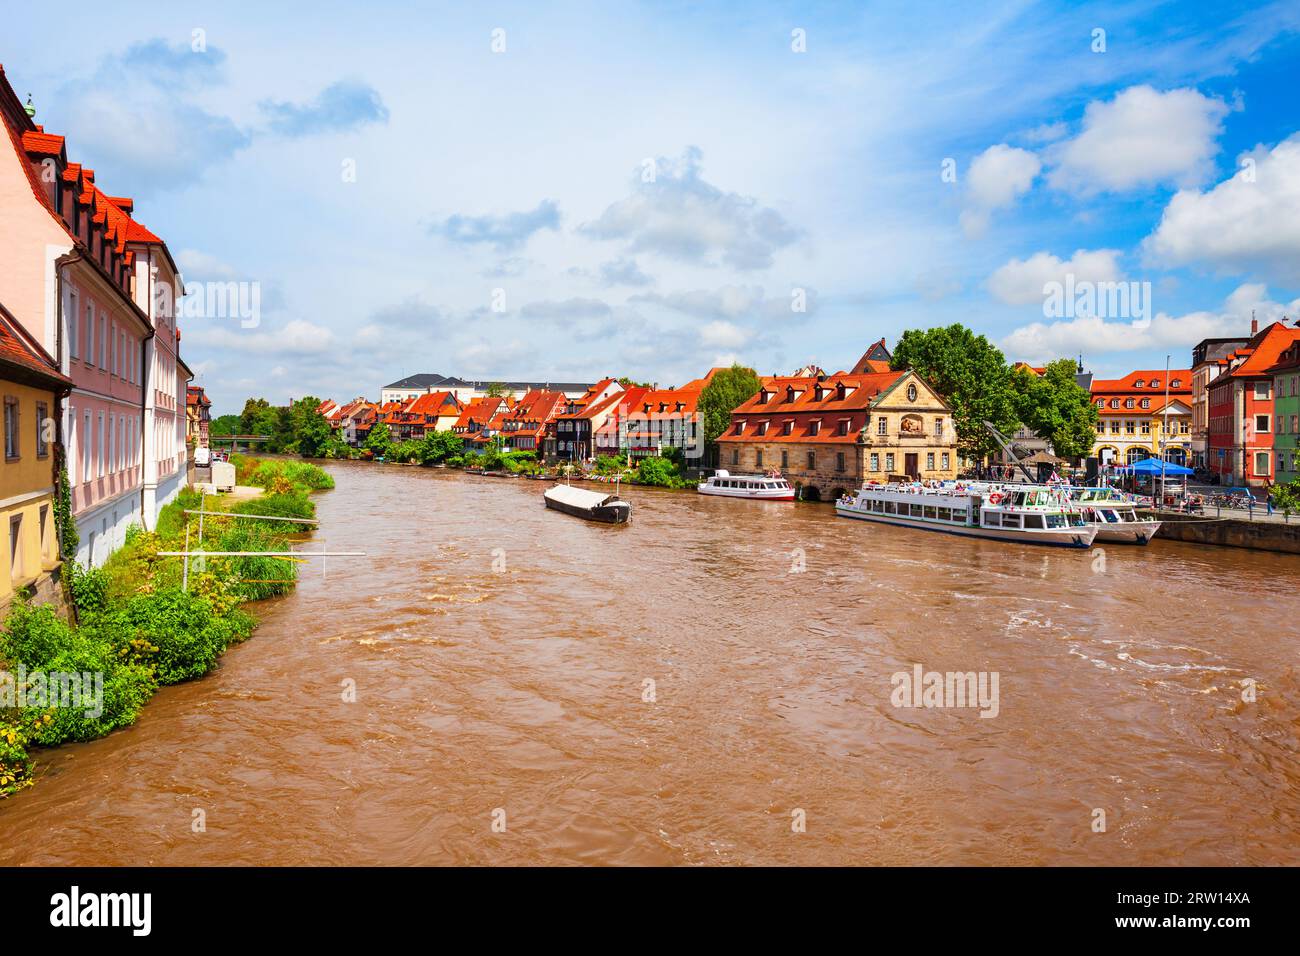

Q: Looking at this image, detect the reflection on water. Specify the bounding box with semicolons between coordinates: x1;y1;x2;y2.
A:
2;461;1298;865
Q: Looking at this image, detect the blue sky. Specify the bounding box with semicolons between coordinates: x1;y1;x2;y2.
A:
7;1;1300;413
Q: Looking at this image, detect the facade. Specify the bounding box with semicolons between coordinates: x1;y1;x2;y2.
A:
0;303;72;610
1;70;193;562
382;390;462;441
381;372;594;405
552;379;627;462
500;390;566;453
452;397;505;451
186;384;210;446
625;387;703;461
1190;335;1251;469
1271;341;1300;485
1088;370;1193;467
717;369;957;499
1207;322;1300;487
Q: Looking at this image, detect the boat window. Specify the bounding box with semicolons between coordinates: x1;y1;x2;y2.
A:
923;506;937;519
983;512;998;526
1023;514;1045;529
886;502;897;514
1070;514;1087;527
1001;513;1021;528
1103;510;1119;523
1046;514;1066;529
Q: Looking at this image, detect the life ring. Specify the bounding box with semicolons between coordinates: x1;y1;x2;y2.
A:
988;492;1003;504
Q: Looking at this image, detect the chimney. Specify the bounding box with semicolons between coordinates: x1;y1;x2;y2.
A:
1251;310;1258;335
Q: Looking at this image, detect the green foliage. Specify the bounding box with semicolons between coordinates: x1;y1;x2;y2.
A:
412;430;463;466
68;564;110;619
593;454;629;476
634;455;681;487
231;493;316;531
1010;358;1099;461
289;396;333;459
365;420;394;457
699;363;763;447
239;457;335;492
484;382;510;398
210;414;241;437
53;457;78;562
890;324;1019;460
618;376;650;388
87;588;246;685
1272;480;1300;516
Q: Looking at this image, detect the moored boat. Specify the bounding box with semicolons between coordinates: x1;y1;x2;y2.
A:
835;482;1096;548
1069;486;1161;544
697;469;795;501
544;484;631;524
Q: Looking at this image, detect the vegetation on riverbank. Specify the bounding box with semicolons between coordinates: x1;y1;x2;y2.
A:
0;459;332;797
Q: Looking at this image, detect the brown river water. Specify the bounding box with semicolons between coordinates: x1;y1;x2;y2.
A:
2;460;1298;866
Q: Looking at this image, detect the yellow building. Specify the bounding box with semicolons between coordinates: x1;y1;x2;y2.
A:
1089;370;1194;467
1;304;72;610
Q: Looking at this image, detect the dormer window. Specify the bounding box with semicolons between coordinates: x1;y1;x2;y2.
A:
1110;399;1120;409
733;421;745;435
1125;398;1135;409
837;419;850;436
782;420;793;435
1170;378;1181;387
1134;379;1144;388
758;389;771;404
835;382;846;401
1140;398;1150;409
1150;379;1160;388
809;419;821;436
757;421;768;436
1096;399;1104;409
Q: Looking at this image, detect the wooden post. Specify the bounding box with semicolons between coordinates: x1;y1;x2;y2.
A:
183;523;191;592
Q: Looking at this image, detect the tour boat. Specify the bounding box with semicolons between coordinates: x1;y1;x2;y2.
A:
697;469;795;501
835;482;1097;548
544;484;631;524
1068;486;1161;544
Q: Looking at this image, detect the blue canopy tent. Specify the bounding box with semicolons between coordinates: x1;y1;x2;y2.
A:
1125;457;1194;476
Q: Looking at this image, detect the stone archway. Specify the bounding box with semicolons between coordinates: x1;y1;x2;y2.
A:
802;485;822;502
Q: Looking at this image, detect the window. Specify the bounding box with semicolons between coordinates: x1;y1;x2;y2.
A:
756;421;768;436
99;314;106;367
3;396;17;461
885;453;895;472
82;411;91;481
756;450;763;468
809;420;820;436
1150;379;1160;388
781;450;788;469
877;417;887;436
1254;382;1271;400
941;453;950;470
110;322;117;375
934;419;943;437
1140;398;1150;409
69;291;79;358
1255;451;1271;476
837;419;849;436
806;452;815;469
870;452;879;471
1171;378;1181;387
1256;414;1270;433
9;514;22;581
97;412;104;476
1134;379;1145;388
782;420;793;436
1125;421;1136;434
85;304;94;364
1140;421;1150;435
926;452;935;470
108;414;115;473
39;504;50;558
35;401;48;458
1096;399;1104;409
1124;398;1135;409
836;452;845;472
731;449;739;466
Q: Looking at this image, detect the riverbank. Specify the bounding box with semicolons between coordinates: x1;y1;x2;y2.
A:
0;459;333;797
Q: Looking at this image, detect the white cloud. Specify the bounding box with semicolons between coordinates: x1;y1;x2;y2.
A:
960;144;1041;238
1000;283;1297;361
176;249;238;280
1047;85;1229;194
186;318;337;356
987;249;1123;306
580;147;800;270
1144;134;1300;284
630;285;816;321
698;320;752;349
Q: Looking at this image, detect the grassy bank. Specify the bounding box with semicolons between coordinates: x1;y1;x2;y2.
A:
0;458;332;797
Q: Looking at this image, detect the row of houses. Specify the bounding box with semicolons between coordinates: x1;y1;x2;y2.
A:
0;68;195;608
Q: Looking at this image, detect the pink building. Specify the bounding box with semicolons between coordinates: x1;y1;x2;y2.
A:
0;66;189;564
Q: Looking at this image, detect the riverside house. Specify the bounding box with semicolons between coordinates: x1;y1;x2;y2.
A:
385;390;462;441
1269;340;1300;484
1208;321;1300;487
1089;370;1193;467
451;396;505;452
501;390;565;453
552;379;630;463
717;367;957;499
0;301;72;611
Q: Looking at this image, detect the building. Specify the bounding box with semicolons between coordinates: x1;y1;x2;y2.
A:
551;378;627;462
1;70;195;563
717;368;957;499
1271;340;1300;485
380;372;594;405
1087;370;1192;467
625;387;704;461
383;390;462;441
500;390;566;453
452;396;505;451
0;302;72;610
850;338;893;374
186;384;211;446
1207;321;1300;487
1190;335;1252;469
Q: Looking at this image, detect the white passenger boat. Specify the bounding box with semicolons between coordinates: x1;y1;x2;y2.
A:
697;469;795;501
835;482;1097;548
1069;486;1161;544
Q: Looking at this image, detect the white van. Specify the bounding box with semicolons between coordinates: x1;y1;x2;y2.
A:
194;445;212;467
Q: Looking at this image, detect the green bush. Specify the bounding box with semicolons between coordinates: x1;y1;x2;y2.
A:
240;458;334;492
67;564;110;619
212;521;298;601
232;492;316;531
87;588;245;686
634;456;682;487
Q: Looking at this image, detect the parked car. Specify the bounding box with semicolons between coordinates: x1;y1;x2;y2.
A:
194;446;212;467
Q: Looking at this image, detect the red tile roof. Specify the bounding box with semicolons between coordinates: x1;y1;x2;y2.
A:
1228;322;1300;378
1090;370;1193;393
718;370;909;444
454;396;504;430
0;302;73;388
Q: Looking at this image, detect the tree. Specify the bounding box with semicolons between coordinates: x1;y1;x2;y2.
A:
698;363;763;450
618;376;650;388
210;414;240;437
365;419;394;457
239;398;274;436
1011;359;1099;461
484;382;511;398
414;430;462;465
890;325;1018;460
289;396;332;458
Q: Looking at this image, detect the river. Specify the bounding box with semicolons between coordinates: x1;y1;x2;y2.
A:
2;460;1297;865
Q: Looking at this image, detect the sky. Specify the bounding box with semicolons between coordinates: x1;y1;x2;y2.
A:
6;0;1300;414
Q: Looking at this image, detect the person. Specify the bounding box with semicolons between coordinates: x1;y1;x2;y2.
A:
1265;480;1275;516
